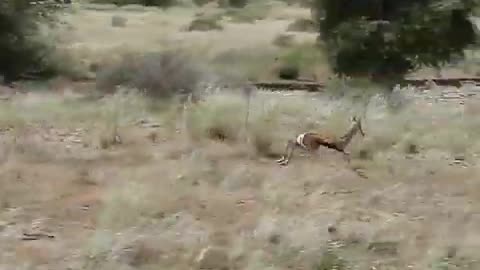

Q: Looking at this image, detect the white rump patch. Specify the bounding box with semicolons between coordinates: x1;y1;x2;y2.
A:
296;133;307;149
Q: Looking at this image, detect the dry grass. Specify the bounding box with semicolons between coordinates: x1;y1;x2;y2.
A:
2;84;480;269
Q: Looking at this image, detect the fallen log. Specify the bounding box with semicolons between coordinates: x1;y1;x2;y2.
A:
253;77;480;92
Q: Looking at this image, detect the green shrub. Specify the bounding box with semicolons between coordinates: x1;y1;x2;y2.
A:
277;64;299;80
96;50;204;99
313;0;477;85
0;0;60;83
275;43;326;79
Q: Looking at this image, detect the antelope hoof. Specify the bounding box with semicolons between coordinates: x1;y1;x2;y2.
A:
278;159;289;166
276;156;286;163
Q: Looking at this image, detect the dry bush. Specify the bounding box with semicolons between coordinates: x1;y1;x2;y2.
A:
286;18;317;32
43;47;93;81
88;88;149;148
111;15;127;27
187;16;223;31
96;50;204;99
272;33;295;48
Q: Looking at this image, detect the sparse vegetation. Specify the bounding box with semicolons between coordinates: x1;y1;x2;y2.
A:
96;50;204;99
0;0;61;83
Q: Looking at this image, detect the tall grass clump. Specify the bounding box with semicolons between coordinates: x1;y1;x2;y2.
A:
88;88;149;148
96;50;204;100
186;92;245;142
248;104;282;157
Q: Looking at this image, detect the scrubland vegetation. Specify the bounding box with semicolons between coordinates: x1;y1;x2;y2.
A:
1;0;480;269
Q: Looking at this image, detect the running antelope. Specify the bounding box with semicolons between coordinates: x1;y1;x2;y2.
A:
276;116;366;166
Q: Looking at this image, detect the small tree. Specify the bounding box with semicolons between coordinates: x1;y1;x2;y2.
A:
313;0;478;86
0;0;60;84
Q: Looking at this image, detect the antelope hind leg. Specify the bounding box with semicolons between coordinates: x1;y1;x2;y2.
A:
276;139;293;163
278;140;296;166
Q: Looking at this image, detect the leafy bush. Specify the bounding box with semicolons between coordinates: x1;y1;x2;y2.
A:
277;65;299;80
312;0;477;85
275;43;326;79
96;50;204;99
286;18;317;32
187;16;223;31
0;0;60;84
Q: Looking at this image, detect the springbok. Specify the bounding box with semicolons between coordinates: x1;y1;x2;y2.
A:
276;116;366;166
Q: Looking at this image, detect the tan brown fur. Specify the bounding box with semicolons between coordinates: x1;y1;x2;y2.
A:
276;116;365;166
